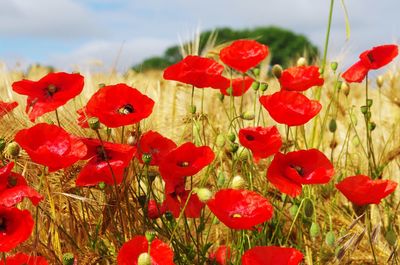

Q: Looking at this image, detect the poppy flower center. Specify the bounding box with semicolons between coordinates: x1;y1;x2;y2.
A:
290;164;304;176
46;84;58;96
7;176;18;188
118;104;135;115
245;135;255;141
231;213;242;218
96;146;110;161
367;53;375;63
177;161;190;167
0;217;6;232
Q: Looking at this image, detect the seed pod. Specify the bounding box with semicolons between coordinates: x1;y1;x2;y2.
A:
145;230;156;243
196;188;213;203
227;142;239;153
231;175;246;189
329;119;337;133
227;132;236;142
368;121;376;131
259;82;268;92
88;117;100;130
216;134;225;148
240;111;255;120
310;222;320;238
6;142;20;157
360;105;368;115
376;75;384;88
62;253;75;265
289;204;299;218
325;231;336;247
304;199;314;218
367;99;373;107
138;253;151;265
251;81;260;91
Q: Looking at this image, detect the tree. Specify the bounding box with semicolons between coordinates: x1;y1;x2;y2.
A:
132;26;319;71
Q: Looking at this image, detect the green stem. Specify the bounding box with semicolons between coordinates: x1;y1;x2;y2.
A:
321;0;335;75
366;208;378;265
55;109;61;127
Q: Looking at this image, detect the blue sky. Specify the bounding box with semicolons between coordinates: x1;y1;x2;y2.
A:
0;0;399;72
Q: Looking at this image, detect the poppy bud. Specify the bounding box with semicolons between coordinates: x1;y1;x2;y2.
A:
142;154;152;164
127;135;137;146
165;211;174;222
231;175;246;189
227;132;236;142
368;121;376;131
215;134;225;148
189;105;197;114
385;229;397;246
297;57;307;67
227;142;239;153
62;253;75;265
0;138;6;152
289;204;299;218
367;99;373;107
88;117;100;130
145;230;156;243
240;111;255;120
325;231;335;247
253;68;260;76
376;75;384;88
272;64;283;78
310;222;320;238
360;105;368;115
137;253;151;265
98;83;106;88
329;119;337;133
251;81;260;91
218;93;225;102
6;142;20;157
330;61;338;71
237;147;250;161
304;199;314;218
217;172;225;187
259;82;268;92
341;82;350;96
196;188;213;203
352;136;360;147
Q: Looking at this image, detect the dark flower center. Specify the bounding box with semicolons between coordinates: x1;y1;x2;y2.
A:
245;134;255;141
46;84;58;96
367;53;375;63
290;164;304;176
177;161;190;167
96;146;110;161
0;217;6;232
7;176;18;188
118;104;135;115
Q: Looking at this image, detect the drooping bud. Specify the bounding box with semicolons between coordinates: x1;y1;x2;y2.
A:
376;75;384;88
231;175;246;189
341;82;350;97
196;188;213;203
240;111;255;120
297;57;307;67
272;64;283;78
215;134;225;148
6;142;20;157
330;61;338;71
329;119;337;133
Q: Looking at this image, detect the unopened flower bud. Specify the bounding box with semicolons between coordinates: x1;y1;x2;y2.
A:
259;82;268;92
215;134;225;148
272;64;283;78
240;111;255;120
310;222;320;238
6;142;20;157
325;231;335;247
227;132;236;142
227;142;239;153
367;99;373;107
98;182;106;190
138;253;151;265
88;117;100;130
0;138;6;152
360;106;368;115
297;57;307;67
251;81;260;91
62;253;75;265
369;121;376;131
189;105;197;114
196;188;213;203
329;119;337;133
231;175;246;189
341;82;350;96
252;68;260;76
376;76;384;88
217;172;225;187
330;61;338;71
145;230;156;243
237;147;250;161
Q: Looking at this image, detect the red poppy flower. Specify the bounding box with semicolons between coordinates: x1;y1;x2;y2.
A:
336;175;397;206
209;245;231;265
76;138;136;187
207;189;274;230
82;84;154;128
0;162;43;207
259;91;321;126
15;123;87;172
147;199;167;219
342;44;398;83
220;40;269;73
163;190;205;218
0;101;18;118
159;142;215;194
219;76;254;96
0;206;34;252
238;126;282;163
279;66;324;91
163;55;229;89
117;235;175;265
242;246;303;265
136;131;177;166
12;72;84;122
267;149;334;197
1;253;49;265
